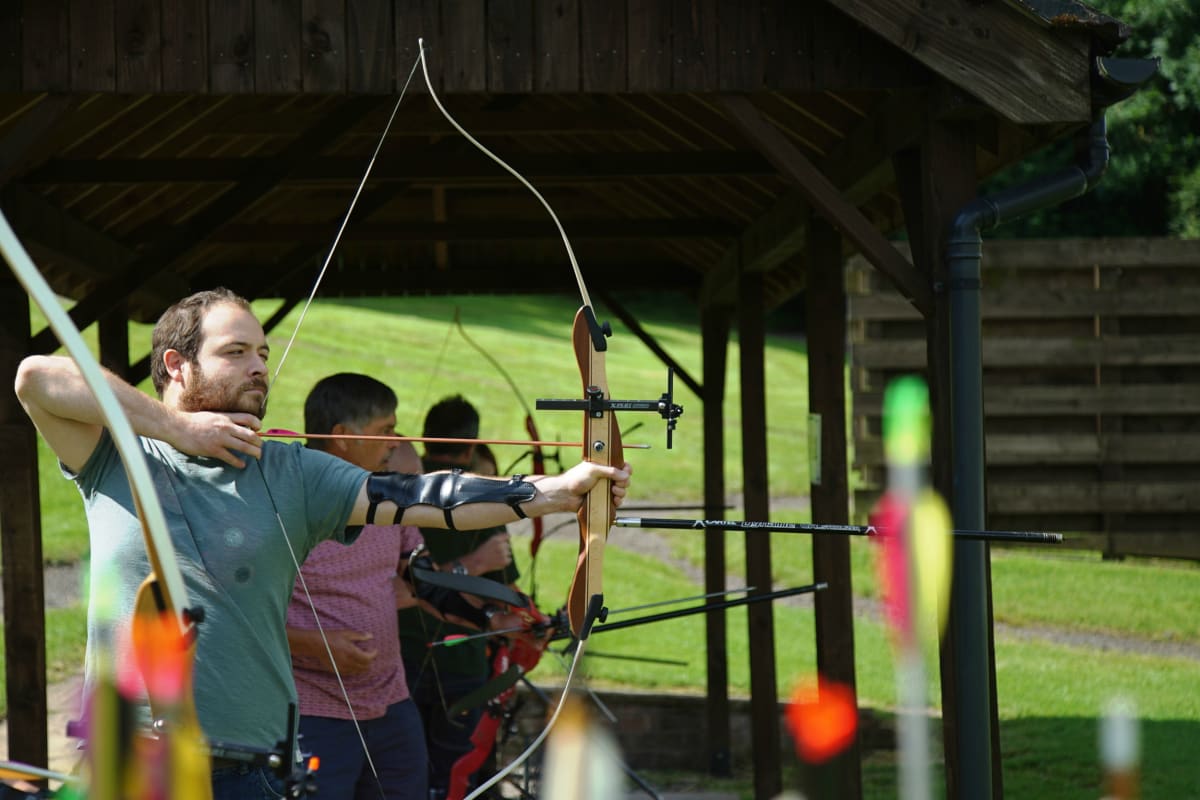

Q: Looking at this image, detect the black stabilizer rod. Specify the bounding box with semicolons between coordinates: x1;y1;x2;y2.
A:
615;516;1063;544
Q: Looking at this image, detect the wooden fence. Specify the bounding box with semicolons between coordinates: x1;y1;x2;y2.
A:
848;238;1200;560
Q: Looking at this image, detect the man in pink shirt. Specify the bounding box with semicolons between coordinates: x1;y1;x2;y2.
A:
286;373;515;800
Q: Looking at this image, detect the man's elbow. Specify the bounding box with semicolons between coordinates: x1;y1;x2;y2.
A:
14;356;52;406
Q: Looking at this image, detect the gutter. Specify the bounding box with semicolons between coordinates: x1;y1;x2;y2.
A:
941;54;1157;800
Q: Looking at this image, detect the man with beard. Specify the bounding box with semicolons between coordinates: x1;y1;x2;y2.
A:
14;288;631;800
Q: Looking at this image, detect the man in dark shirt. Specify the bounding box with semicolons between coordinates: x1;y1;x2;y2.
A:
399;395;521;800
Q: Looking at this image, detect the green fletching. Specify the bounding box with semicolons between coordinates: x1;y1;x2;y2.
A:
883;375;930;465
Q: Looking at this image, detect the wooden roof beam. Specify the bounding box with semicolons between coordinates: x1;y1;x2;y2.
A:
701;90;932;308
0;95;79;183
714;96;932;315
29;96;383;354
25;151;777;185
210;218;737;244
220;109;646;137
828;0;1092;124
0;185;187;319
201;262;696;299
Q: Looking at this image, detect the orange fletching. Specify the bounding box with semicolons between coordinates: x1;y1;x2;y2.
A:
784;677;858;764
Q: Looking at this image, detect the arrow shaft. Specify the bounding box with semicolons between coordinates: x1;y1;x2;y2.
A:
606;586;755;616
263;430;649;449
615;516;1063;544
559;583;827;638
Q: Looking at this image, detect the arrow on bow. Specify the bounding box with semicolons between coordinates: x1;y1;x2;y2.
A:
260;428;615;450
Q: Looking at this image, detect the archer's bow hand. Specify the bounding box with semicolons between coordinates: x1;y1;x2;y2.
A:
535;460;632;513
171;409;263;468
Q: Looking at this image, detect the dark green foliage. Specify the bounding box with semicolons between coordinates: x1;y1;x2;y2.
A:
987;0;1200;238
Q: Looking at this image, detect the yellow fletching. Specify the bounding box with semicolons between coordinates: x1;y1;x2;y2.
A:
910;489;953;643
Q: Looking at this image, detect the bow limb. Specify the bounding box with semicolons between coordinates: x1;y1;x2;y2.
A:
0;216;190;631
0;212;211;787
448;309;549;588
414;41;613;639
0;213;192;645
416;39;609;800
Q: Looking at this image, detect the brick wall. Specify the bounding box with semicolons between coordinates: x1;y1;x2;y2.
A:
497;686;889;773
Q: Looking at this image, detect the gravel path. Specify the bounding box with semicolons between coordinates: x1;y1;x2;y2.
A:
601;513;1200;663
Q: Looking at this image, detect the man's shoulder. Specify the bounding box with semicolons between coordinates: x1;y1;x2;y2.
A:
263;440;357;470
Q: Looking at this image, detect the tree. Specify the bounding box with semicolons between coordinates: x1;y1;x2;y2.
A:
988;0;1200;238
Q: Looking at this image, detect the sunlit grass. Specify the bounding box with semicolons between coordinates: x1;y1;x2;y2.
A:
12;293;1200;797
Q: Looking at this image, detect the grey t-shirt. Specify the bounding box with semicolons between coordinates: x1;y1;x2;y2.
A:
72;431;366;749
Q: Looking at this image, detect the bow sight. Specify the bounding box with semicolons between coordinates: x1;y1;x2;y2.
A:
535;367;684;449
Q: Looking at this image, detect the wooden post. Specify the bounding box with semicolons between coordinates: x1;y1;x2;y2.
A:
806;216;862;797
0;277;48;768
701;303;733;777
893;110;1001;799
738;268;782;798
99;304;130;381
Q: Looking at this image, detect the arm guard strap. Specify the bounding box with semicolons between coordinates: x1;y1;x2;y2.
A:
364;469;537;529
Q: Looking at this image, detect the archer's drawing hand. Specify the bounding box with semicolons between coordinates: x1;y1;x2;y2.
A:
172;410;263;467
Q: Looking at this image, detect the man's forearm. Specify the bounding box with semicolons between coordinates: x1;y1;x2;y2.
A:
346;461;628;529
347;474;570;529
16;355;176;438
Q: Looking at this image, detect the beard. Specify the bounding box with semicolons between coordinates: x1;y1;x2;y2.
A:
177;363;269;417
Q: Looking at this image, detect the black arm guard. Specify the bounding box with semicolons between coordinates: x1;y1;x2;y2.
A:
364;469;537;529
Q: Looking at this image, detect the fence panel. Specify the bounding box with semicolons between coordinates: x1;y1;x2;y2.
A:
848;238;1200;560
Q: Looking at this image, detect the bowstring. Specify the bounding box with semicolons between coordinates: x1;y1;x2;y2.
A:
266;49;424;395
254;46;426;799
463;639;588;800
416;37;592;309
256;461;385;799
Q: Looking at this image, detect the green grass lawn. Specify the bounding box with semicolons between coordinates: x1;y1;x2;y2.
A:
8;293;1200;798
523;539;1200;799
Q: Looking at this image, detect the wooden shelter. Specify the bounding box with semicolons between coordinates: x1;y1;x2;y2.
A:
0;2;1143;797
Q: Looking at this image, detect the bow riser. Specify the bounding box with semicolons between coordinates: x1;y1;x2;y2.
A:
567;307;622;639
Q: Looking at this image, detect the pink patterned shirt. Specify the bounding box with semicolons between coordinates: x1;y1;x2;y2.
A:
287;523;424;719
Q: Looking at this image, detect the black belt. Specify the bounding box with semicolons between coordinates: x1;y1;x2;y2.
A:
209;755;258;772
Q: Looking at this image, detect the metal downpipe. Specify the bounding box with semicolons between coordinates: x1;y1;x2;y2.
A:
943;114;1109;798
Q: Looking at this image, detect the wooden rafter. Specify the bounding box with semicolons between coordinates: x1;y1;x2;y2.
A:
720;95;933;315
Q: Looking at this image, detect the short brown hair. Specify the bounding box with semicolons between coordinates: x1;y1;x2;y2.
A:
150;288;253;396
